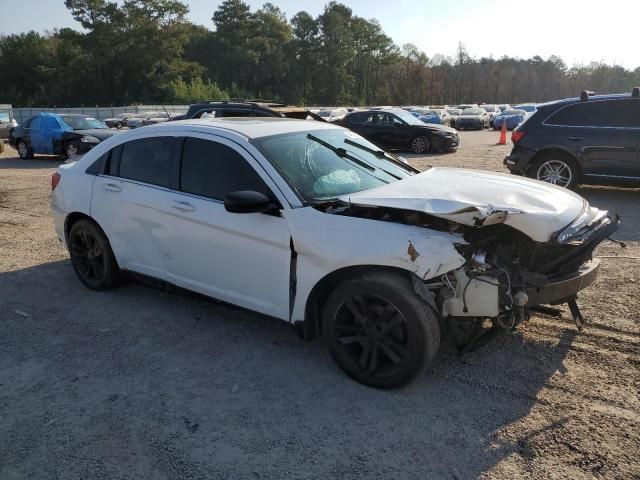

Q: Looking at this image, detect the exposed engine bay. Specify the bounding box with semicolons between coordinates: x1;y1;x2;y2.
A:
319;201;619;352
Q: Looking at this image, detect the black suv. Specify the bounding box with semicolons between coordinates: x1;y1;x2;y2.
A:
504;88;640;188
335;109;460;153
173;100;324;122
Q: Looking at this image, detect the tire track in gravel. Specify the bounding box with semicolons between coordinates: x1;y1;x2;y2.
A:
523;322;640;357
431;367;640;422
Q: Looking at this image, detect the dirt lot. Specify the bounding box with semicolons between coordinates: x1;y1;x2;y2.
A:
1;131;638;479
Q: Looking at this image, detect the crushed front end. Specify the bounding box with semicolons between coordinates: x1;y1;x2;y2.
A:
434;208;618;351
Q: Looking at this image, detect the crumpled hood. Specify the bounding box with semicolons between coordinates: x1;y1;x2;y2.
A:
339;167;589;242
457;115;484;121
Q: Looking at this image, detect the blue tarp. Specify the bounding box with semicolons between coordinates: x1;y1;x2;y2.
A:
30;113;72;154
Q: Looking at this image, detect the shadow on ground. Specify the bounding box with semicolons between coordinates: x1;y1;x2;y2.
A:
0;260;578;479
0;153;66;170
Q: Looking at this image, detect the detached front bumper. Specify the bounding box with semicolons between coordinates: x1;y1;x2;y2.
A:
527;259;599;305
527;212;618;305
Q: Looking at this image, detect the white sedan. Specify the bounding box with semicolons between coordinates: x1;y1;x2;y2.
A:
50;118;617;388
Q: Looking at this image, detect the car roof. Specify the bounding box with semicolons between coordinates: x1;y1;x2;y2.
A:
133;117;342;139
536;92;635;110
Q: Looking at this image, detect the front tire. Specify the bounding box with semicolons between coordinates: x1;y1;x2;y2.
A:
116;121;123;129
530;154;578;189
65;141;80;159
17;140;33;159
68;219;120;290
322;272;441;388
410;135;431;154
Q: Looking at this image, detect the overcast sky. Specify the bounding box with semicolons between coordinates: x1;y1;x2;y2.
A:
2;0;638;69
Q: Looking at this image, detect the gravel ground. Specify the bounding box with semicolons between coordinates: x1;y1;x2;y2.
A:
1;131;638;479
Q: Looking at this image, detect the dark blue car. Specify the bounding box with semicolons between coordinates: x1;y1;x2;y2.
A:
9;113;117;159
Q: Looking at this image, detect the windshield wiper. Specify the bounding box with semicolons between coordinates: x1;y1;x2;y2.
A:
343;139;411;175
344;138;387;158
306;134;374;171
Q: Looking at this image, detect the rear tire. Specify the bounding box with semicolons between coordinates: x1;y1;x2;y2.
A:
116;121;123;129
322;271;441;388
17;140;33;159
530;153;579;189
410;135;431;154
68;219;120;290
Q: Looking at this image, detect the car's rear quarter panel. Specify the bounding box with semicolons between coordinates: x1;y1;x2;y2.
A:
51;159;97;248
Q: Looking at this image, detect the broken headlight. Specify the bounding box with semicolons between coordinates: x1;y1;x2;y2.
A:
556;204;607;244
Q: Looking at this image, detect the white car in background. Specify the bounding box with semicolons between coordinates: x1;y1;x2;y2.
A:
316;108;348;122
127;111;172;128
50;118;617;388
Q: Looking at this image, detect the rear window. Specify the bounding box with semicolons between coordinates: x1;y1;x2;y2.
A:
117;137;179;188
546;99;638;128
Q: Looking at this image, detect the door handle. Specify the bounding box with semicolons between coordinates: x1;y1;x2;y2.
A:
103;183;121;192
567;136;584;141
171;200;196;212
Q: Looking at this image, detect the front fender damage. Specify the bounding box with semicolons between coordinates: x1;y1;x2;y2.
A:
403;234;466;280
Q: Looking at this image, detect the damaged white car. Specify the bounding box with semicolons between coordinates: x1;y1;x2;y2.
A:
51;118;618;388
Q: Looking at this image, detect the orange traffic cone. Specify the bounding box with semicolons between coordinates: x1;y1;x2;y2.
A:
498;119;507;145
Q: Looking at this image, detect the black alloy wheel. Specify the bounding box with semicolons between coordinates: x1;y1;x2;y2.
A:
323;272;440;388
68;219;120;290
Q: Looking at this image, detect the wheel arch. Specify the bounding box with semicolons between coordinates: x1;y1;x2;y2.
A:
527;148;582;181
300;265;434;341
409;133;431;153
64;213;115;260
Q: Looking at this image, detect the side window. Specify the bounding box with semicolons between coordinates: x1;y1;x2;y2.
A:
86;152;107;175
180;138;270;201
628;99;640;128
220;109;258;117
390;114;404;126
376;113;394;126
193;109;216;119
547;100;637;128
349;113;371;125
117;137;178;188
31;116;42;130
45;117;60;130
107;145;122;176
21;117;34;128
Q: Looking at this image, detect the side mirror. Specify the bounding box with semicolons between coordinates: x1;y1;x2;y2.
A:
224;190;273;214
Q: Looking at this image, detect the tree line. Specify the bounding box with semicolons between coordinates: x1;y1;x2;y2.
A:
1;0;638;107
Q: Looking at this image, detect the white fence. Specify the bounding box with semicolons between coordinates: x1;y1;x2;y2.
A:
12;105;189;124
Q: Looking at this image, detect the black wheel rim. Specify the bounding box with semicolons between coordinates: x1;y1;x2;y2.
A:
71;230;105;282
333;294;410;378
412;137;427;153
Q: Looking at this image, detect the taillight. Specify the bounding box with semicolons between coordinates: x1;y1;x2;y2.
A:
511;130;526;144
51;172;61;191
